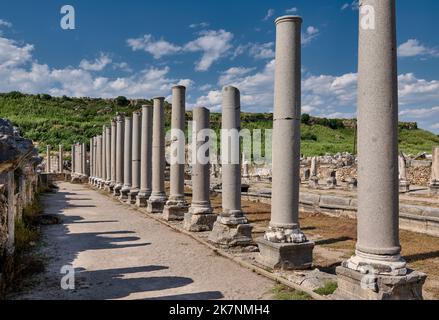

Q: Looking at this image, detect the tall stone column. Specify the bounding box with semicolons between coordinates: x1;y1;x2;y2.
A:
114;114;125;196
336;0;426;300
209;86;252;247
256;16;314;270
110;119;117;191
147;97;167;213
97;136;102;186
430;146;439;194
184;107;216;231
71;144;75;174
100;126;106;189
163;86;188;220
136;105;153;207
82;143;87;177
93;137;98;186
46;145;51;173
120;117;132;200
76;143;82;175
58;145;64;173
128;111;142;204
103;126;110;189
89;138;93;184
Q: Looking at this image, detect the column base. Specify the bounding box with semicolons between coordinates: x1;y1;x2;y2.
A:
119;186;130;200
109;182;116;193
327;177;337;189
147;198;166;213
255;237;314;270
127;189;140;204
429;183;439;195
347;178;357;190
208;219;253;247
399;181;410;193
309;176;319;189
184;206;216;232
136;192;151;207
103;181;111;192
113;184;122;197
162;200;188;221
335;265;426;300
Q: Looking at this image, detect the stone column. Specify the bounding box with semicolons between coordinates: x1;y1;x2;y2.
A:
110;119;117;191
147;97;167;213
256;16;314;270
58;145;64;173
71;144;75;174
97;136;102;186
128;111;142;204
100;126;106;189
184;107;216;231
104;126;111;189
120;117;132;200
163;86;188;220
309;156;319;188
336;0;426;300
114;114;125;196
93;137;98;185
430;146;439;194
82;143;87;177
208;86;252;247
46;145;51;173
136;105;153;207
399;153;410;193
89;138;93;184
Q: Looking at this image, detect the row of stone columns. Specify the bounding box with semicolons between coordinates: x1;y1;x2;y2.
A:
84;3;426;299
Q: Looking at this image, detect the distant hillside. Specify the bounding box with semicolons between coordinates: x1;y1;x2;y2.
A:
0;92;438;157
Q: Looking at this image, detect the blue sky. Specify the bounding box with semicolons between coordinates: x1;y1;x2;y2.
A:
0;0;438;133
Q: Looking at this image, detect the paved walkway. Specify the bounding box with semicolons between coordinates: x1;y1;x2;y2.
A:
15;182;275;300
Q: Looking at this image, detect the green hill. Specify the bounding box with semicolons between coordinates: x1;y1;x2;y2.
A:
0;92;438;157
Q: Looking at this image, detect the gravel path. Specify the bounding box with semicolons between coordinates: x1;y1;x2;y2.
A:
14;182;275;300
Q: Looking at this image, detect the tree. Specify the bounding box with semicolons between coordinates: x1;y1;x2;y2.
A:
115;96;129;106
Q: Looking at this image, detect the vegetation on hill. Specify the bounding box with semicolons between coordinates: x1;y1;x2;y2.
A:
0;92;438;157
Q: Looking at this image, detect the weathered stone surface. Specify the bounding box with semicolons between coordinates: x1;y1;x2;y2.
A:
209;222;253;247
335;265;426;300
256;237;314;270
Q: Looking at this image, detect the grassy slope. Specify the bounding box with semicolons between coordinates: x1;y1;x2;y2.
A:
0;93;438;156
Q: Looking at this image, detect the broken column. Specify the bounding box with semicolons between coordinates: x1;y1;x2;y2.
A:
147;97;167;213
163;86;189;220
309;157;319;188
110;119;117;192
184;107;216;231
114;115;125;196
256;15;314;270
136;105;153;207
128;111;142;204
58;145;64;173
430;146;439;194
208;86;253;247
399;153;410;193
46;145;51;173
120;117;132;200
326;170;337;189
335;0;426;300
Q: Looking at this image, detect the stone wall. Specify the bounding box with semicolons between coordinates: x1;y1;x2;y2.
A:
0;119;41;265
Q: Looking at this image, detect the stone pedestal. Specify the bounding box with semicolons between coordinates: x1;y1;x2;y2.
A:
209;86;253;247
335;265;426;300
184;107;217;231
327;171;337;189
347;178;358;190
308;176;319;189
399;180;410;193
256;238;314;270
147;98;167;213
163;86;188;221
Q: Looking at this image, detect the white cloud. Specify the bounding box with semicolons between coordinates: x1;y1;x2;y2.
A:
341;1;359;11
0;35;193;99
184;29;234;71
233;42;275;60
79;53;112;71
263;9;275;21
399;106;439;119
0;19;12;28
398;39;439;58
302;26;320;45
189;22;210;29
127;34;181;59
285;7;298;14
